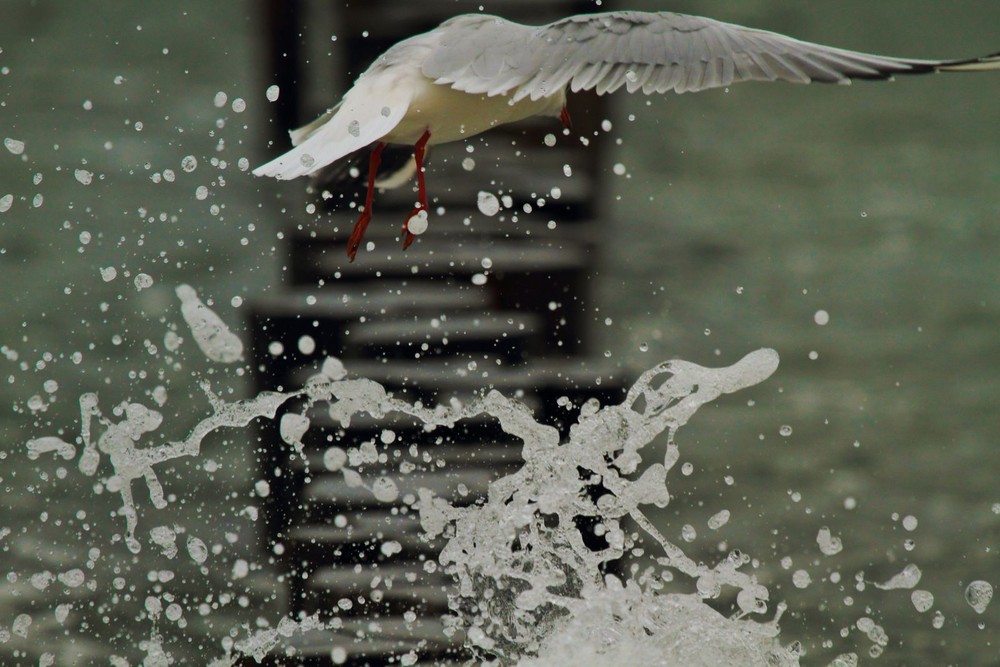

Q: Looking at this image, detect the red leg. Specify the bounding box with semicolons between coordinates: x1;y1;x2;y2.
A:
402;129;431;250
346;141;385;262
560;106;572;130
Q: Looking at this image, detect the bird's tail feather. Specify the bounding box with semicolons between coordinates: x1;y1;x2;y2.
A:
253;85;411;180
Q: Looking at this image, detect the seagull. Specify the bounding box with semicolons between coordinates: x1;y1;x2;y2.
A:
253;11;1000;261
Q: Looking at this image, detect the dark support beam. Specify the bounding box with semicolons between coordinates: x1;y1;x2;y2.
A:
261;0;304;150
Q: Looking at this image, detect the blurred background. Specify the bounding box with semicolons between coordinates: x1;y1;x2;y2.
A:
0;0;997;664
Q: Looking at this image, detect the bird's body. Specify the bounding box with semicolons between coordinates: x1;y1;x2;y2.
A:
253;11;1000;260
391;74;567;146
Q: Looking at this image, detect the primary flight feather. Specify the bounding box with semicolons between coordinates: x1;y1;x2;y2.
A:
253;11;1000;261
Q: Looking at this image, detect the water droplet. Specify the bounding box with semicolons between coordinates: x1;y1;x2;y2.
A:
372;476;399;503
12;613;32;638
911;590;934;613
186;536;208;564
231;98;246;113
0;194;13;213
266;84;280;101
407;210;429;235
792;569;812;589
477;191;500;216
707;510;730;530
295;335;315;355
875;564;922;590
213;91;228;108
279;413;309;446
4;137;25;154
347;119;360;137
965;580;993;614
779;425;793;437
181;155;198;172
814;310;830;326
817;526;843;555
323;447;347;472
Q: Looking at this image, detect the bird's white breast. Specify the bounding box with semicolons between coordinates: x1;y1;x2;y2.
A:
385;74;566;146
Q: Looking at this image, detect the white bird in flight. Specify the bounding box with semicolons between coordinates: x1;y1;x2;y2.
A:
253;11;999;261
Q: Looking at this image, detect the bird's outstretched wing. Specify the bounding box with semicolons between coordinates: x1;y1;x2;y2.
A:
254;83;411;180
423;11;1000;102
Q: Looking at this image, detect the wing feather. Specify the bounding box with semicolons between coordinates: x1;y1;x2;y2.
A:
421;11;995;102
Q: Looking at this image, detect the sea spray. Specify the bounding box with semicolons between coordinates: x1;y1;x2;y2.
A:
416;349;792;665
27;343;791;665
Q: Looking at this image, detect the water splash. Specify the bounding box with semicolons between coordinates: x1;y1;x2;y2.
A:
26;384;291;553
176;284;244;363
233;349;787;665
415;349;790;664
25;327;792;664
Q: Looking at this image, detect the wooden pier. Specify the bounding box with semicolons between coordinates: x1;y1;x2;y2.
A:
248;2;625;663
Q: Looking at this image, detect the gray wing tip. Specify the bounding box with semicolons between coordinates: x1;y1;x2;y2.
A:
937;51;1000;72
